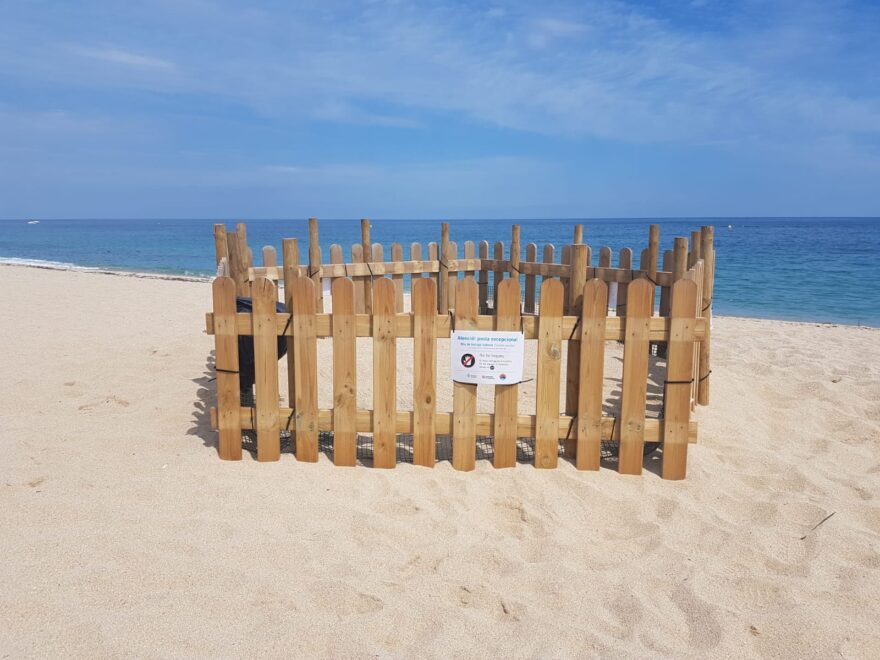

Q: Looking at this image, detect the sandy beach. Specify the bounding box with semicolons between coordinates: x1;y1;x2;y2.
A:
2;264;879;658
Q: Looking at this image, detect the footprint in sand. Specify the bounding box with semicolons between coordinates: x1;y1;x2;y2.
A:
78;396;130;412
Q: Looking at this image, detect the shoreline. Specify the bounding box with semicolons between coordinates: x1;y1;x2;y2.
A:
2;260;877;330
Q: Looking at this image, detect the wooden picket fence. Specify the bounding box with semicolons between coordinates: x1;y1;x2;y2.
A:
207;220;714;479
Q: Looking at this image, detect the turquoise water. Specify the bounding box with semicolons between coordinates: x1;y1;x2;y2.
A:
1;218;878;326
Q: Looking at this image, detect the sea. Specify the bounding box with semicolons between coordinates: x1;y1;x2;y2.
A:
1;217;879;327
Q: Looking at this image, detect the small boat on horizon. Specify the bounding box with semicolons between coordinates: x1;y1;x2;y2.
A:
27;220;40;225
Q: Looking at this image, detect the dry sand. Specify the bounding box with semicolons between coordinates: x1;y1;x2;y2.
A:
2;264;879;658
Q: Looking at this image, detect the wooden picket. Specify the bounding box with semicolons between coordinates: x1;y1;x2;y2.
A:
208;219;715;480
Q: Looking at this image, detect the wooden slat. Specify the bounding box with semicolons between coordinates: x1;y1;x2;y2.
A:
509;225;521;278
392;243;404;311
252;278;281;461
617;247;632;317
561;244;571;312
662;279;698;479
262;245;277;268
371;243;384;269
428;242;439;295
658;249;674;317
308;218;323;312
391;243;403;312
698;226;714;405
690;262;704;408
361;219;373;315
493;241;504;311
452;278;479;471
212;277;241;460
673;237;688;283
648;224;659;315
573;224;584;245
565;244;589;423
213;224;228;266
524;243;537;314
282;239;299;416
329;244;343;308
478;240;489;313
575;280;608;470
447;241;458;309
291;277;318;462
439;223;450;313
463;240;476;285
412;278;437;467
372;279;397;469
689;230;702;268
618;278;652;475
493;278;521;469
332;278;357;466
351;244;366;314
535;278;563;468
228;224;252;297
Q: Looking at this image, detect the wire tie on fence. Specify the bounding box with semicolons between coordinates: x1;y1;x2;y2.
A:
699;369;713;383
282;313;293;337
215;368;239;374
285;409;296;431
568;316;581;341
702;299;712;312
448;310;456;332
664;378;694;385
564;416;576;443
610;417;617;443
366;261;374;277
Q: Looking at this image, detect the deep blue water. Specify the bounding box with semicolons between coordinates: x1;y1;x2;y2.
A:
1;217;879;326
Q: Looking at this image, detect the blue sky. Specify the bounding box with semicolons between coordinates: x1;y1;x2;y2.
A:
1;0;879;218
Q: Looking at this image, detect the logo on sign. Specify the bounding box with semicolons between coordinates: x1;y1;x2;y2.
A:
461;353;475;368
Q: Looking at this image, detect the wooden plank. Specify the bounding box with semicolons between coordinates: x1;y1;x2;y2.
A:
351;244;366;314
391;243;404;311
658;249;674;317
213;224;228;266
372;278;397;469
331;278;357;466
212;277;241;460
447;241;458;310
698;226;714;405
688;262;704;408
371;243;384;270
262;245;277;268
575;279;608;470
210;310;707;342
565;244;589;424
412;278;437;467
509;225;521;279
561;244;571;312
524;243;537;314
481;259;571;279
439;223;450;313
573;224;584;245
618;278;652;475
493;278;521;468
252;278;281;461
535;278;564;468
673;237;688;284
361;219;373;314
428;242;439;296
648;224;659;314
308;218;323;312
452;278;479;471
478;241;489;313
617;248;632;317
463;241;476;285
329;244;343;307
281;239;299;428
291;277;318;462
227;407;697;442
228;224;251;297
662;279;698;480
689;230;702;268
493;241;504;311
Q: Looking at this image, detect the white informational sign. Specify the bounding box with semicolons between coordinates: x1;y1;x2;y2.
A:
450;331;525;385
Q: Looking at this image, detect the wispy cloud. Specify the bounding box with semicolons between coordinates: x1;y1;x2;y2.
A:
70;45;177;71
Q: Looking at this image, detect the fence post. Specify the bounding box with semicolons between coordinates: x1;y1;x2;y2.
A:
252;277;281;461
617;247;632;317
413;278;437;467
291;277;318;462
351;244;366;313
478;241;489;314
452;278;479;471
648;224;660;314
372;279;397;469
213;276;242;460
524;243;537;314
535;278;563;469
493;241;504;311
282;238;299;442
493;278;521;468
698;226;715;405
618;278;652;475
576;279;608;470
332;278;357;466
663;279;698;479
228;223;252;297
